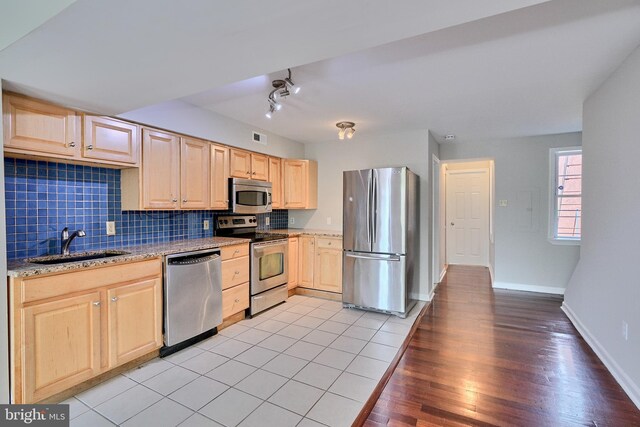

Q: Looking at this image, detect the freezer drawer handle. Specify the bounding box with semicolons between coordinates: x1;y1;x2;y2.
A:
345;253;401;261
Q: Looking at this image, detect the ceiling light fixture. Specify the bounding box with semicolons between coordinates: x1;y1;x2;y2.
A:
336;121;356;140
265;68;301;119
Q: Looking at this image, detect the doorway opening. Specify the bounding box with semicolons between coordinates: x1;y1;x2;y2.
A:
435;159;495;284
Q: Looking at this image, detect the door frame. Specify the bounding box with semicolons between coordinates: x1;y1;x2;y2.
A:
442;159;494;269
431;154;441;291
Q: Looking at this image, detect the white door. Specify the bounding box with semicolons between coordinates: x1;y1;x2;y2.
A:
446;169;489;266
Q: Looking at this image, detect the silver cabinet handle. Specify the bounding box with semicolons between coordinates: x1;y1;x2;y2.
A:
69;142;76;147
172;198;178;203
183;199;187;203
328;242;332;245
234;270;240;275
451;222;454;226
111;297;118;302
233;249;240;254
87;144;93;150
93;301;100;306
234;298;240;303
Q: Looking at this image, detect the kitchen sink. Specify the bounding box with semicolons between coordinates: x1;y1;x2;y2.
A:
28;250;131;265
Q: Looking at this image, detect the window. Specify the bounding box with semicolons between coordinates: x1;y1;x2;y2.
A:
549;147;582;244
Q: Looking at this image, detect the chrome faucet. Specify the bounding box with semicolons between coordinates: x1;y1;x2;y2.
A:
61;227;86;255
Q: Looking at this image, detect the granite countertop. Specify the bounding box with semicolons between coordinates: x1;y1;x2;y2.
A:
265;228;343;238
7;236;250;278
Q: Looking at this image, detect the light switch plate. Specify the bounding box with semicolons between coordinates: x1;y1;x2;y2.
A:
290;217;295;225
326;217;332;225
499;200;508;207
203;220;210;230
106;221;116;236
265;217;270;226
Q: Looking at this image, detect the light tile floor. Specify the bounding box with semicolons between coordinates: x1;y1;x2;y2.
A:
65;295;425;427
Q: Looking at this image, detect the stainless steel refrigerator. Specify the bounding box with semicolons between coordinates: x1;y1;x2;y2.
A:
342;167;419;317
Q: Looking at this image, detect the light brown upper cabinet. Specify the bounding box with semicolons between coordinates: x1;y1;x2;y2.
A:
269;157;283;209
122;128;180;210
211;144;230;210
2;93;80;158
283;159;318;209
142;129;180;209
83;115;139;165
180;137;210;209
251;153;268;180
229;148;269;181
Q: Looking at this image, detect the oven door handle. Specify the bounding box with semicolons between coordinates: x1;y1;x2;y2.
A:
252;239;288;249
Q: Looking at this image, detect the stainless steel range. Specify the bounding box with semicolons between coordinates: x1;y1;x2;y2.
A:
216;215;288;316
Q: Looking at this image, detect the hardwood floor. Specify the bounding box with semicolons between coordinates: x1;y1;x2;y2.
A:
362;265;640;426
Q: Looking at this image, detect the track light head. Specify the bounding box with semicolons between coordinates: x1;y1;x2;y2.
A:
336;121;356;140
264;69;301;118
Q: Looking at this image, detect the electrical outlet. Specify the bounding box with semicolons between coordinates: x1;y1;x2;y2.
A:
326;217;332;225
265;217;270;226
499;200;508;207
106;221;116;236
203;220;210;230
623;321;629;341
290;217;295;225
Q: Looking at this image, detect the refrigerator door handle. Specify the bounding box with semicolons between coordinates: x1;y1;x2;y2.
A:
372;169;378;243
345;252;401;262
367;172;372;244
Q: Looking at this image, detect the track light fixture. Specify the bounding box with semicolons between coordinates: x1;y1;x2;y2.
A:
336;121;356;140
265;68;301;119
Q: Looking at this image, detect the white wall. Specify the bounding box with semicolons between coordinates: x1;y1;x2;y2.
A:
0;79;10;403
564;45;640;408
439;132;581;293
290;129;435;300
120;100;305;159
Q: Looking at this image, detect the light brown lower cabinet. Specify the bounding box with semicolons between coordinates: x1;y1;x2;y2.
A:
288;237;299;290
297;235;343;293
9;258;163;404
220;243;250;318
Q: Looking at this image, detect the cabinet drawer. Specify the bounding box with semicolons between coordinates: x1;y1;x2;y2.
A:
316;237;342;249
20;258;162;304
222;283;249;319
221;244;250;261
222;256;249;290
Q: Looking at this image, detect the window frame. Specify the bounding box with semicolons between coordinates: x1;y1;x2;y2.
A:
548;146;582;245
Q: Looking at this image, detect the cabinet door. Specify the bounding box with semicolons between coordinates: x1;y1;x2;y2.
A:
211;144;230;209
269;157;283;208
83;115;139;165
229;149;251;179
288;237;299;290
107;278;162;368
251;153;269;181
180;137;210;209
315;247;343;293
142;128;180;209
284;160;308;209
298;236;315;288
22;291;101;403
3;94;80;157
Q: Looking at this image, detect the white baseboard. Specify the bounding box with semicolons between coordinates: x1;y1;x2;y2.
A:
439;266;447;283
488;264;495;284
410;292;430;302
492;281;565;295
562;302;640;409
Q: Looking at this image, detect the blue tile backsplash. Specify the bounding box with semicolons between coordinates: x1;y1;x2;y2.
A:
4;158;288;260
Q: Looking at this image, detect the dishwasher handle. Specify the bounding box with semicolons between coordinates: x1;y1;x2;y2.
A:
167;252;220;266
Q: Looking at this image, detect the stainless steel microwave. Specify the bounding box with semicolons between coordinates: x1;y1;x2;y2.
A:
230;178;272;214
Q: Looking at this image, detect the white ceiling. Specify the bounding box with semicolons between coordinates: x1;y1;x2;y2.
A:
1;0;639;144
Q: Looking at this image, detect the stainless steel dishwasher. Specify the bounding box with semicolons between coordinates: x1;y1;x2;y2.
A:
161;248;223;356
